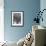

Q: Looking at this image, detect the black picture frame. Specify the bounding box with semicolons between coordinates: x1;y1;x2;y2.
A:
11;11;24;27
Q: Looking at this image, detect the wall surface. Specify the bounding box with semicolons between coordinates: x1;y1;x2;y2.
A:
4;0;40;42
40;0;46;27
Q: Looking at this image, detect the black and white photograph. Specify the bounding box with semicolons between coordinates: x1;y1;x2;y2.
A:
11;11;24;26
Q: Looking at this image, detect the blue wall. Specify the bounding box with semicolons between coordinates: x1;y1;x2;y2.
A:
4;0;40;42
40;0;46;27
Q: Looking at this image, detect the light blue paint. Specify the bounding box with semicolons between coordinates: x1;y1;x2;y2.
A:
40;0;46;27
4;0;40;42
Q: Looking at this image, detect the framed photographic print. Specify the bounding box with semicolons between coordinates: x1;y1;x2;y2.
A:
11;11;24;27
